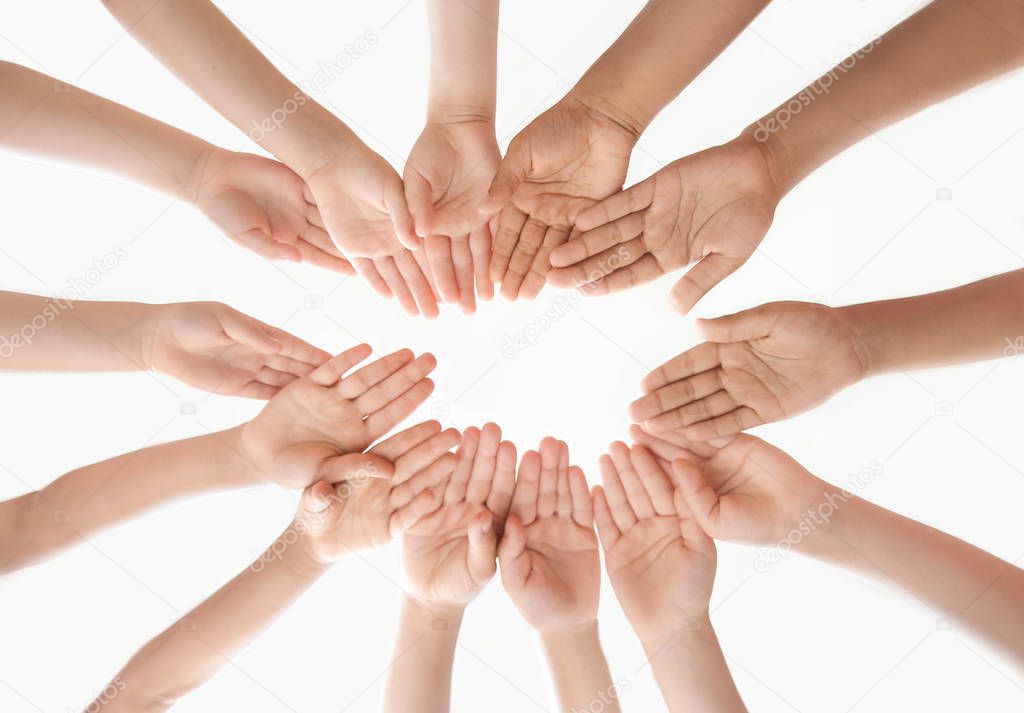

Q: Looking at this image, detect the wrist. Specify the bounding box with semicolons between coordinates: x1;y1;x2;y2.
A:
276;523;331;579
425;102;495;126
639;613;712;654
214;425;264;487
563;86;645;143
538;618;601;653
835;302;884;378
401;594;465;632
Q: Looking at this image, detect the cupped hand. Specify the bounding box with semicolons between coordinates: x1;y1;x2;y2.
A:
481;97;637;300
142;301;330;399
549;137;779;314
195;148;352;274
239;344;436;488
630;301;868;440
401;423;517;609
593;441;716;644
498;438;599;632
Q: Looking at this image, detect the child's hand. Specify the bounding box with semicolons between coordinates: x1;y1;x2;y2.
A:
498;438;599;633
303;148;440;318
299;421;461;560
630;301;867;440
401;423;517;609
593;442;716;645
481;98;637;300
195;149;352;274
630;425;837;547
142;301;331;399
549;137;779;314
239;344;436;488
421;232;494;314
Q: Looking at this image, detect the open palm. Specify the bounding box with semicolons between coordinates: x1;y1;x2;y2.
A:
550;138;779;314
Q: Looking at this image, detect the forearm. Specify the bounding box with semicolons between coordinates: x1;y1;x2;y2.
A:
0;292;154;372
751;0;1024;194
426;0;498;122
539;621;621;713
0;427;255;573
571;0;769;135
99;525;328;711
801;494;1024;666
643;619;746;713
101;0;361;178
839;268;1024;375
0;61;211;196
381;596;463;713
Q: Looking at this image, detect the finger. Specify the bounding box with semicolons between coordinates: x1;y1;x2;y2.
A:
670;253;744;315
319;452;395;485
304;202;326;230
629;369;724;423
219;310;283;354
466;422;501;504
642;343;722;393
575;178;655;232
355;353;437;415
520;224;570;300
469;226;494;302
365;378;436;437
370;420;443;461
598;453;637;531
510;449;540;524
550;251;662;296
592;486;620;551
265;353;320;378
389;488;443;537
375;256;419;315
294;238;355;274
500;217;547;300
451;237;477;314
233;228;302;262
467;510;498;584
628;424;707;465
644;390;738;433
391;427;460;487
609;441;655;520
338;348;414;398
385;178;421;250
353;258;393;299
569;466;593;528
629;445;676;516
394;250;440;319
672;459;721;536
489;206;527;284
536;436;560;518
298;480;341;534
445;426;481;504
390;451;458;509
309;343;373;386
256;366;299;388
550;212;644;268
486;440;517;530
480;143;526;215
425;235;460;303
237;381;279;399
403;167;436;238
696;308;770;344
556;454;572;519
685;407;762;442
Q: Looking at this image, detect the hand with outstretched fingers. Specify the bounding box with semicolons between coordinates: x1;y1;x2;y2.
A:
401;423;518;609
593;441;717;645
480;98;637;301
498;438;599;632
630;301;868;441
299;420;461;560
239;344;436;488
548;137;779;314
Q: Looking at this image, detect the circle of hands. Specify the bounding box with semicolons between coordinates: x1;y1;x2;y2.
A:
193;94;781;319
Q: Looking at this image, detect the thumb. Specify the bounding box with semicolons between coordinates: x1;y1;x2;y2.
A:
402;168;435;239
479;142;526;215
671;459;722;537
695;307;766;344
669;253;740;316
298;480;342;535
497;514;530;591
466;510;498;583
384;178;422;251
319;452;394;485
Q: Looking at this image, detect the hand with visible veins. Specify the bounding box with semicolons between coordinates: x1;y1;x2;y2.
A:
239;344;437;489
401;423;517;608
481;97;637;301
630;301;867;441
549;138;779;314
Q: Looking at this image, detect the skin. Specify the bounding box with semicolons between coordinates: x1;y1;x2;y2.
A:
632;268;1024;440
0;344;436;572
481;0;771;300
594;442;746;712
631;427;1024;672
93;421;459;711
0;293;331;398
498;438;617;713
0;61;349;272
382;423;516;713
100;0;440;317
403;0;500;313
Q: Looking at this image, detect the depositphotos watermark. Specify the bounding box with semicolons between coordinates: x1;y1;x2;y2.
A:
571;676;631;713
753;459;882;574
249;30;378;142
752;31;882;143
0;245;128;360
73;676;126;712
1002;336;1024;358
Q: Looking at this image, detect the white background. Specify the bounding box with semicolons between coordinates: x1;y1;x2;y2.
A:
1;1;1023;711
